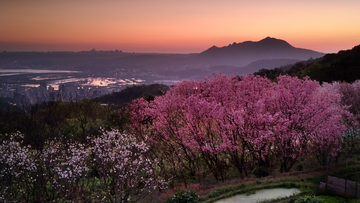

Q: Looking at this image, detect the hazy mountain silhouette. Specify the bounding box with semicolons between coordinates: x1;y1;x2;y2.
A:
198;37;325;67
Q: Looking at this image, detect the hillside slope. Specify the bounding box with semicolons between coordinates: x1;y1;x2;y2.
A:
254;44;360;82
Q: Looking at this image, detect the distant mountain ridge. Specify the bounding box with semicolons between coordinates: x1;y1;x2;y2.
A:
203;37;293;53
0;37;327;81
198;37;325;67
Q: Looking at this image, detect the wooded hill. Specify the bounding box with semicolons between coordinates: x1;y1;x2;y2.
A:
254;44;360;82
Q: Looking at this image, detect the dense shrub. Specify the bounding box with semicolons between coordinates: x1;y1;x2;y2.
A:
297;164;304;171
295;195;323;203
161;183;200;203
163;190;200;203
253;166;271;178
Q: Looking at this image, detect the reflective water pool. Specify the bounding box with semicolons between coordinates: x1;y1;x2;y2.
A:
215;188;300;203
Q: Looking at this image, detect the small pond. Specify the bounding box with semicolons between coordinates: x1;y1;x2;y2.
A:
215;188;300;203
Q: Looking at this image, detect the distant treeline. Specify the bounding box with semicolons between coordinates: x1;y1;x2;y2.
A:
0;83;169;149
93;83;169;107
254;44;360;83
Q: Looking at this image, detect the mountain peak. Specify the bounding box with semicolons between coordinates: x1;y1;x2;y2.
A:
258;37;293;48
261;36;276;41
199;37;325;66
202;37;294;54
262;36;274;40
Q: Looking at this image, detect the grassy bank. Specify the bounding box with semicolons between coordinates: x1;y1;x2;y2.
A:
200;176;318;203
197;160;360;203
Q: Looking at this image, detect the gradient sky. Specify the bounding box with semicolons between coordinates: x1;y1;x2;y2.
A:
1;0;360;53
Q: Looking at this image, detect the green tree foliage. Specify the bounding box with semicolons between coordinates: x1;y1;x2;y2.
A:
253;68;284;81
320;45;360;83
300;63;323;80
0;98;25;138
1;83;169;149
1;99;127;149
295;195;323;203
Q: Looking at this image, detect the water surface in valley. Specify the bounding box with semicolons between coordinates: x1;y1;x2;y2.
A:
215;188;300;203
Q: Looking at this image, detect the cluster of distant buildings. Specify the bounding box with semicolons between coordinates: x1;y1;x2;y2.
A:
0;82;122;106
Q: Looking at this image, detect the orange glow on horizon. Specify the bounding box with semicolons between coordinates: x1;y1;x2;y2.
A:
1;0;359;53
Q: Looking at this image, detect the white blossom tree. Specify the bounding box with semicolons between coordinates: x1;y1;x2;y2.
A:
1;130;167;202
0;132;37;202
40;139;90;201
91;129;166;203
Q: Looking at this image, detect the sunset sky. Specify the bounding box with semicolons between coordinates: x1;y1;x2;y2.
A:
1;0;359;53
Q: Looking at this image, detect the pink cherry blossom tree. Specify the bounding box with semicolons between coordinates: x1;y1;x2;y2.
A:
129;81;207;183
210;75;277;176
129;75;278;180
130;78;234;182
129;74;352;179
330;80;360;158
272;76;349;170
338;80;360;123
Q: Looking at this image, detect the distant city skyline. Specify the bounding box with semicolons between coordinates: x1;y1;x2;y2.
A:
1;0;359;54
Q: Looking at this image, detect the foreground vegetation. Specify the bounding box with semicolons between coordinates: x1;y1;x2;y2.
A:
1;73;360;202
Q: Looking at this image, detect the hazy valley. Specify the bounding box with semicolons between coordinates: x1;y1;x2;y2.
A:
0;37;328;104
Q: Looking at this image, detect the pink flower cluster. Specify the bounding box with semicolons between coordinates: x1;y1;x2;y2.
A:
129;75;357;180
